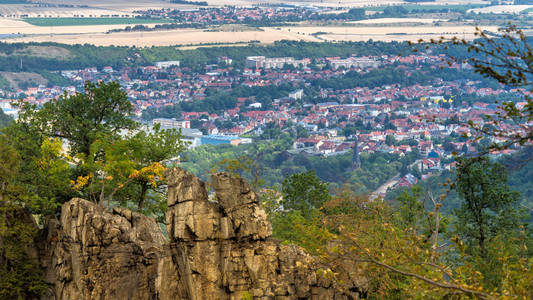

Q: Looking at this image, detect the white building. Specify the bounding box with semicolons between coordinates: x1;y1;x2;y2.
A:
153;118;190;129
155;61;180;69
245;56;309;69
329;56;380;69
289;89;304;100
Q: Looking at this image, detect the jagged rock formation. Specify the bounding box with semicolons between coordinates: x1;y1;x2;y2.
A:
41;199;167;299
37;168;361;299
164;168;360;299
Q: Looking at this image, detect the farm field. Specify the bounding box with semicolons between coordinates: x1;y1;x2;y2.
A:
8;0;489;11
0;0;509;47
364;4;486;12
281;25;499;42
469;5;533;14
23;17;171;27
0;27;320;46
0;18;163;35
0;24;496;46
0;4;130;18
349;18;447;24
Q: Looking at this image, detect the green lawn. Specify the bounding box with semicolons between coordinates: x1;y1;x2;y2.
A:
23;17;172;27
365;4;486;12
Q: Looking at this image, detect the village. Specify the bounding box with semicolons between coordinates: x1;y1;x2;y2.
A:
0;51;526;193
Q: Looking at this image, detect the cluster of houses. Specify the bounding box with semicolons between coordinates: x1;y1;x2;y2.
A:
1;52;530;196
135;6;323;24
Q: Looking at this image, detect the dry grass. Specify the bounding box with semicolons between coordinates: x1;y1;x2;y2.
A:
0;72;48;89
15;45;72;59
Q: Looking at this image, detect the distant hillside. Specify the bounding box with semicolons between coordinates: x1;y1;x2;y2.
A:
0;40;414;72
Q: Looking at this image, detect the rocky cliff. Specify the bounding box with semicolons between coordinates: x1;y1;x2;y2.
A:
37;167;361;299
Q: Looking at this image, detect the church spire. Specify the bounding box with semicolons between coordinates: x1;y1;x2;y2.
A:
352;135;361;170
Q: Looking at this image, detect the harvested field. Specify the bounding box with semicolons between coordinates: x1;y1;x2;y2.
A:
22;0;207;12
288;25;499;42
468;5;533;14
365;4;486;12
23;17;171;27
349;18;447;24
0;19;161;35
1;27;320;46
0;24;498;46
0;0;500;47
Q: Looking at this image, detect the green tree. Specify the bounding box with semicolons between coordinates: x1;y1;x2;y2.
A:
0;109;12;128
455;158;522;256
281;170;331;220
33;81;137;156
1;118;75;215
73;125;185;216
0;135;46;299
385;134;397;146
124;125;186;211
454;157;532;291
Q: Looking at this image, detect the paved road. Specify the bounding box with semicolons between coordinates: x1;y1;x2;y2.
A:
370;159;421;200
371;173;400;200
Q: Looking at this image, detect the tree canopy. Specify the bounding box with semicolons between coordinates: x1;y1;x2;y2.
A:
36;81;136;156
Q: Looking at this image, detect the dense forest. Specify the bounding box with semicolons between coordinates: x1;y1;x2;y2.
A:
179;138;418;194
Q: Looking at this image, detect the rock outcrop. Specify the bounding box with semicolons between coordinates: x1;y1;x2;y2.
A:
164;167;360;299
42;199;167;300
37;167;361;299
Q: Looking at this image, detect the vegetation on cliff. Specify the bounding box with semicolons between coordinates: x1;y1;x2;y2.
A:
0;81;186;298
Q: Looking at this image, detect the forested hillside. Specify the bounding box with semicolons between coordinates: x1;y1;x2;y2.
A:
0;40;429;72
